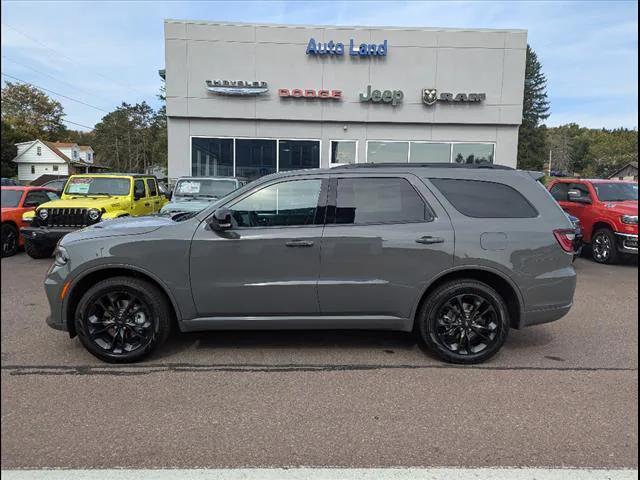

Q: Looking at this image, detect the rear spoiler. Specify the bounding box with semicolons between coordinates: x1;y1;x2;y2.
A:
524;170;545;181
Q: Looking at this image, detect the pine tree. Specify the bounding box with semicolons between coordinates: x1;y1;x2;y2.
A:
517;45;551;170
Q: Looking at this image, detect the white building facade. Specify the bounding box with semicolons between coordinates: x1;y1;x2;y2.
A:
12;140;95;182
164;20;527;181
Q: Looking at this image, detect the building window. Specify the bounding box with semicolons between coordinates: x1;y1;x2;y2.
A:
235;139;277;181
31;165;35;174
278;140;320;172
73;150;78;159
410;142;450;163
53;165;59;172
192;138;233;177
366;141;409;163
330;141;357;165
36;146;42;156
452;143;494;164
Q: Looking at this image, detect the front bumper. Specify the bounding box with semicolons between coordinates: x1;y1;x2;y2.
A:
615;233;638;254
46;314;68;331
21;226;78;245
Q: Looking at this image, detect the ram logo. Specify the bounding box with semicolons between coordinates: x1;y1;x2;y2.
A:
422;88;438;106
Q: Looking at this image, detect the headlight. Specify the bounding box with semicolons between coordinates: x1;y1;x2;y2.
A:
54;245;69;266
87;208;101;221
38;209;49;220
621;215;638;225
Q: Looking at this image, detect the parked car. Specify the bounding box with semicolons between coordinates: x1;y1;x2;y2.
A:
566;213;583;260
1;186;59;257
21;174;167;259
44;163;577;364
548;179;638;264
159;177;244;216
41;177;69;195
1;178;20;186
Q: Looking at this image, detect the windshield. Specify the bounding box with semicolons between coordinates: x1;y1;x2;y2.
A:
65;177;131;196
174;179;238;198
1;190;23;208
593;182;638;202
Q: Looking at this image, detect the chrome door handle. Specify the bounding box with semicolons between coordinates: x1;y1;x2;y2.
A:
416;236;445;245
285;239;314;247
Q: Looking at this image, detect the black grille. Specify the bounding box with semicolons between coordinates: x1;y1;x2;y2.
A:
42;208;90;228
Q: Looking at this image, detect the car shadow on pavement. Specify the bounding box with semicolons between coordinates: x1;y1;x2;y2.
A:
149;329;440;362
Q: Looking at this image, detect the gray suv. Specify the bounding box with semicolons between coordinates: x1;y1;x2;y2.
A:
44;164;577;364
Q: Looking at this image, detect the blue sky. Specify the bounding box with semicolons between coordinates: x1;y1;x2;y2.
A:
1;0;637;131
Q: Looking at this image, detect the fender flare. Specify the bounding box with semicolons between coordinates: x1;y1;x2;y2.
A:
408;264;526;325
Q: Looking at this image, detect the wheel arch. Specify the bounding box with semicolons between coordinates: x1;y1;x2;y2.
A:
64;264;181;337
413;266;524;330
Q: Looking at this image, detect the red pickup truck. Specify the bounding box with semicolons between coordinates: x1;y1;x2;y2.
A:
547;179;638;264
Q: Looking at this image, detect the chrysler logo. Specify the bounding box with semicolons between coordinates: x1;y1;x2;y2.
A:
206;80;268;96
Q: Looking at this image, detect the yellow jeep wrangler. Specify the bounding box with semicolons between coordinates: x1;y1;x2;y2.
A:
22;174;168;258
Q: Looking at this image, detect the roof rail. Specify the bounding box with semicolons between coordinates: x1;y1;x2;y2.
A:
334;163;514;170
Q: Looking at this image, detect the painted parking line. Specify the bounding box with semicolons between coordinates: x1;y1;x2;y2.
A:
1;469;638;480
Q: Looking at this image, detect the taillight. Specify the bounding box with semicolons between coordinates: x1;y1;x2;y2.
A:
554;229;576;253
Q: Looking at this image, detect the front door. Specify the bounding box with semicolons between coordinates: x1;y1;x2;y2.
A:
145;178;162;213
189;177;327;317
318;174;454;321
131;179;152;216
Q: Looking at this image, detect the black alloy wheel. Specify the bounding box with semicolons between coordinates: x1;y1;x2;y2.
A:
417;280;509;364
1;223;19;258
592;228;618;264
433;293;499;356
75;277;171;363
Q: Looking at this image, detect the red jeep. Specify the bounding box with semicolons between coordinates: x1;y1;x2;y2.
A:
548;179;638;264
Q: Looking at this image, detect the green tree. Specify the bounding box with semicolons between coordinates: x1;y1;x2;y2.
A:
1;82;67;141
517;45;551;170
1;120;19;177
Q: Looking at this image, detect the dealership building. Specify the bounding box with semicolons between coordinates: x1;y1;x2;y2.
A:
163;19;527;181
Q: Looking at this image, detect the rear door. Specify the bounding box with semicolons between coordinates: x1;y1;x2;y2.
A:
317;174;454;322
145;178;162;213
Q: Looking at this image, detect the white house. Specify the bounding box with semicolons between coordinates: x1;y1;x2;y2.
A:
11;140;97;183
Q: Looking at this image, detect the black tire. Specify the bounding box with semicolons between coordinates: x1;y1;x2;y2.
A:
416;280;510;364
591;228;619;265
1;223;19;258
24;239;55;259
74;276;172;363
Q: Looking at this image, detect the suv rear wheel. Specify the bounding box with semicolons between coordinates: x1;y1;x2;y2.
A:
591;228;619;264
74;276;172;363
1;223;19;258
417;280;510;364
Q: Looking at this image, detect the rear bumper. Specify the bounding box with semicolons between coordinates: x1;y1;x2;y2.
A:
21;226;77;245
521;303;573;327
615;233;638;254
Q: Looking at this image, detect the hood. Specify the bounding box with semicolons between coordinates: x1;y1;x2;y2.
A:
601;201;638;216
1;207;21;215
37;196;129;210
60;215;174;245
160;198;213;214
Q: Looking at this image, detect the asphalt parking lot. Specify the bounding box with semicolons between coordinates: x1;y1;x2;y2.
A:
1;253;637;470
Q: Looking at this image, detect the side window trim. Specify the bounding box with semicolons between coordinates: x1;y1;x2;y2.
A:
326;175;434;226
225;177;329;229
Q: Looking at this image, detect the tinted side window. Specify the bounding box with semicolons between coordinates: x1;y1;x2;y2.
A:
230;179;322;227
569;182;591;199
24;191;51;206
146;179;158;196
550;183;569;202
134;180;146;198
335;177;427;225
431;178;538;218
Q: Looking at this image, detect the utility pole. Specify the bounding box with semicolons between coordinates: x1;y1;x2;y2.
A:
548;149;552;177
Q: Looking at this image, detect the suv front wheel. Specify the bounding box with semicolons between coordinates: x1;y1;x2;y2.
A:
417;280;510;364
74;276;172;363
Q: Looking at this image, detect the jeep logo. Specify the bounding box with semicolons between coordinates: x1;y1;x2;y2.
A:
359;85;404;106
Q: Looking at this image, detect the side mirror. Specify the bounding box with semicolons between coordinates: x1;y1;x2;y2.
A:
208;208;233;231
134;190;144;201
568;189;592;204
